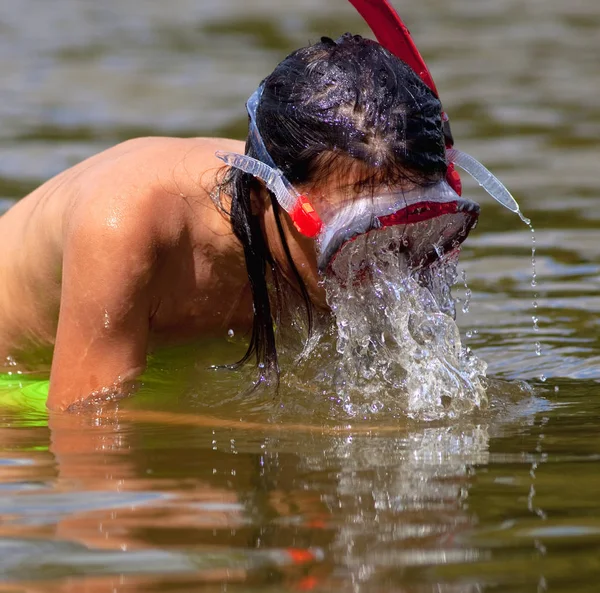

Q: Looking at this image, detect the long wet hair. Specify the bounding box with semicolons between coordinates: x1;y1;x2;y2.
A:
219;33;447;385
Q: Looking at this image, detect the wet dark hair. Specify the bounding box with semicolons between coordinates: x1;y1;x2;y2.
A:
219;33;447;385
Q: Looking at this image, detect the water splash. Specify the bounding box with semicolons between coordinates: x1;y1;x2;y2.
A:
319;227;488;421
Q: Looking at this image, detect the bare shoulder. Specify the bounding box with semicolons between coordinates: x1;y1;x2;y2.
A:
67;136;243;248
82;136;244;189
1;135;243;240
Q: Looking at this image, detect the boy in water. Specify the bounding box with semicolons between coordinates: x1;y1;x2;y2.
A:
0;34;478;411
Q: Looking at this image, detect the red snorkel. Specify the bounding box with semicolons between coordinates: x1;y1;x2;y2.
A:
347;0;463;196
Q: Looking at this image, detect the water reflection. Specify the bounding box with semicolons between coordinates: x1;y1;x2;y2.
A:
0;405;515;591
304;425;489;590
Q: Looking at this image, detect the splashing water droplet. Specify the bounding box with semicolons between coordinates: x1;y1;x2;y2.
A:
319;227;488;421
535;342;542;356
459;269;472;314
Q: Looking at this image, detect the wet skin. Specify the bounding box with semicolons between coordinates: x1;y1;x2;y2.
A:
0;137;360;411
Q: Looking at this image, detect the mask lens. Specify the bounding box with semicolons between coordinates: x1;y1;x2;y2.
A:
317;181;479;279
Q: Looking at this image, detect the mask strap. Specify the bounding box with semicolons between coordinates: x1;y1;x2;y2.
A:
215;150;321;237
245;87;277;169
446;148;522;214
217;85;322;237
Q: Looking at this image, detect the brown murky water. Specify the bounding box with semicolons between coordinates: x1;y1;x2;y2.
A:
1;0;600;591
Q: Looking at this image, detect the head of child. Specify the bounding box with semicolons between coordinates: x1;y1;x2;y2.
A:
222;33;472;383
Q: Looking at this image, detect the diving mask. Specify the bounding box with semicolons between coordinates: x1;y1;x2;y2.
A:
316;179;479;273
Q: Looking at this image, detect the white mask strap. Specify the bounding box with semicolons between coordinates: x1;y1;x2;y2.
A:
447;148;521;214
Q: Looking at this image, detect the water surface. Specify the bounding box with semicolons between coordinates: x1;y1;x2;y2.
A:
1;0;600;591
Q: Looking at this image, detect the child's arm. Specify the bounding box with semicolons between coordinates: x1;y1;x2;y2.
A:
47;188;160;411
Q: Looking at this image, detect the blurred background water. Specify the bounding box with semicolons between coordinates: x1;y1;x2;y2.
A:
1;0;600;591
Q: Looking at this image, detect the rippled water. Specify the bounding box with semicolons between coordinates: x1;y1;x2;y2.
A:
1;0;600;591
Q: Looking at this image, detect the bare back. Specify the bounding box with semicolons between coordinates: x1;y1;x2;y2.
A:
0;136;253;408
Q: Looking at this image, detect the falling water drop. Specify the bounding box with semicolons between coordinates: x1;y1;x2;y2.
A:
529;226;541;356
460;269;472;314
518;212;542;359
531;229;538;288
